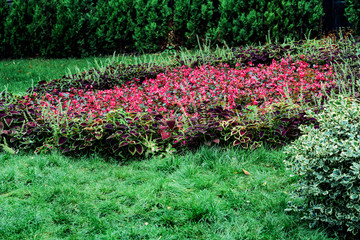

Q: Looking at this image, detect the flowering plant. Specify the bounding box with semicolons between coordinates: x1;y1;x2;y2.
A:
29;58;334;121
0;57;337;157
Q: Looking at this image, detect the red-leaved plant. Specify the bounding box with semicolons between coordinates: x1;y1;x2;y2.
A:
2;57;336;157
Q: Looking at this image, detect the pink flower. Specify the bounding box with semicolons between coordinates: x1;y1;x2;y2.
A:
33;57;335;123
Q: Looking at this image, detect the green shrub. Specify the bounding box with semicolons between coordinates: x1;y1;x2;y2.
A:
345;0;360;34
4;0;34;57
94;0;135;54
217;0;323;46
27;0;58;57
217;0;266;45
2;0;99;58
0;0;9;58
284;95;360;236
264;0;323;41
173;0;218;48
50;0;98;57
77;0;100;57
133;0;172;53
0;0;326;58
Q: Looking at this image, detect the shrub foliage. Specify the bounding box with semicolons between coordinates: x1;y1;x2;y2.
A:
284;95;360;236
173;0;218;48
345;0;360;35
94;0;135;54
133;0;172;53
0;0;326;58
27;0;58;57
0;0;9;57
216;0;323;46
50;0;98;57
3;0;34;57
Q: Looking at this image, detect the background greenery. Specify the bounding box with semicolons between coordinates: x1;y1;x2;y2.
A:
345;0;360;34
0;0;330;58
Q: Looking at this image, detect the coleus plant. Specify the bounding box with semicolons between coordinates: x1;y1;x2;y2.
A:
1;92;323;158
174;100;323;151
0;56;341;158
29;57;335;122
34;109;179;159
175;37;360;97
0;91;53;154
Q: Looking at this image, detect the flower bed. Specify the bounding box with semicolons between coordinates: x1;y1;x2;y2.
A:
28;58;334;120
0;56;338;158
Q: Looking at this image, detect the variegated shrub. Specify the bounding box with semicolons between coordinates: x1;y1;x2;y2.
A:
284;95;360;236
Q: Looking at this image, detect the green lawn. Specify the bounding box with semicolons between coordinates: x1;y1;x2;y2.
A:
0;146;335;239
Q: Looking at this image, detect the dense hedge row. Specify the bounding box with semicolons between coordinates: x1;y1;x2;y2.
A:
345;0;360;35
172;0;219;48
217;0;324;46
0;0;351;58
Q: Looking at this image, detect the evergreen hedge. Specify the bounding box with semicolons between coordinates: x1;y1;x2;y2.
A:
133;0;172;53
94;0;135;55
217;0;323;46
173;0;219;48
345;0;360;35
50;0;98;57
0;0;9;57
27;0;57;57
3;0;33;57
0;0;330;58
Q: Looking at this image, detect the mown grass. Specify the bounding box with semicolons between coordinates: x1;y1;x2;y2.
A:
0;146;335;239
